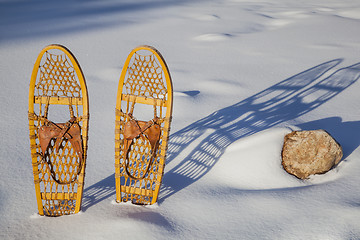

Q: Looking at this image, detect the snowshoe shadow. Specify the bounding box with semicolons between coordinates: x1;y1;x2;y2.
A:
82;174;116;211
159;59;360;202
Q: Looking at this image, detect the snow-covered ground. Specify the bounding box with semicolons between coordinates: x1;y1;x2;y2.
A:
1;0;360;239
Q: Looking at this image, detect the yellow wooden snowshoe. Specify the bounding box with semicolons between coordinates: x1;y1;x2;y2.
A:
28;44;89;216
115;45;173;205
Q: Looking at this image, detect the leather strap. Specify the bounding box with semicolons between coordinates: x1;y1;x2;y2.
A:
38;118;83;185
123;117;161;180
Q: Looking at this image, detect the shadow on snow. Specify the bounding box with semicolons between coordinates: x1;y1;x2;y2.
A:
0;0;190;42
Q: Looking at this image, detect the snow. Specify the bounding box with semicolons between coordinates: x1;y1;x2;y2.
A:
1;0;360;239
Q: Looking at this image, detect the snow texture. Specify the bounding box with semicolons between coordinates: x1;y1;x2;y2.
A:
1;0;360;239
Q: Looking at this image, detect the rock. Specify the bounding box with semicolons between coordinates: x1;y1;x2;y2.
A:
281;130;343;179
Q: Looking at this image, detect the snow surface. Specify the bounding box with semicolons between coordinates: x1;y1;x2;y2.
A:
1;0;360;239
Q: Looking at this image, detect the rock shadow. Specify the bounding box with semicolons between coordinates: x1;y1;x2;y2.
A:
297;117;360;159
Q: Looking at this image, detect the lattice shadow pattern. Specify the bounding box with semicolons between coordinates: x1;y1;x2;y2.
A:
159;60;360;202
